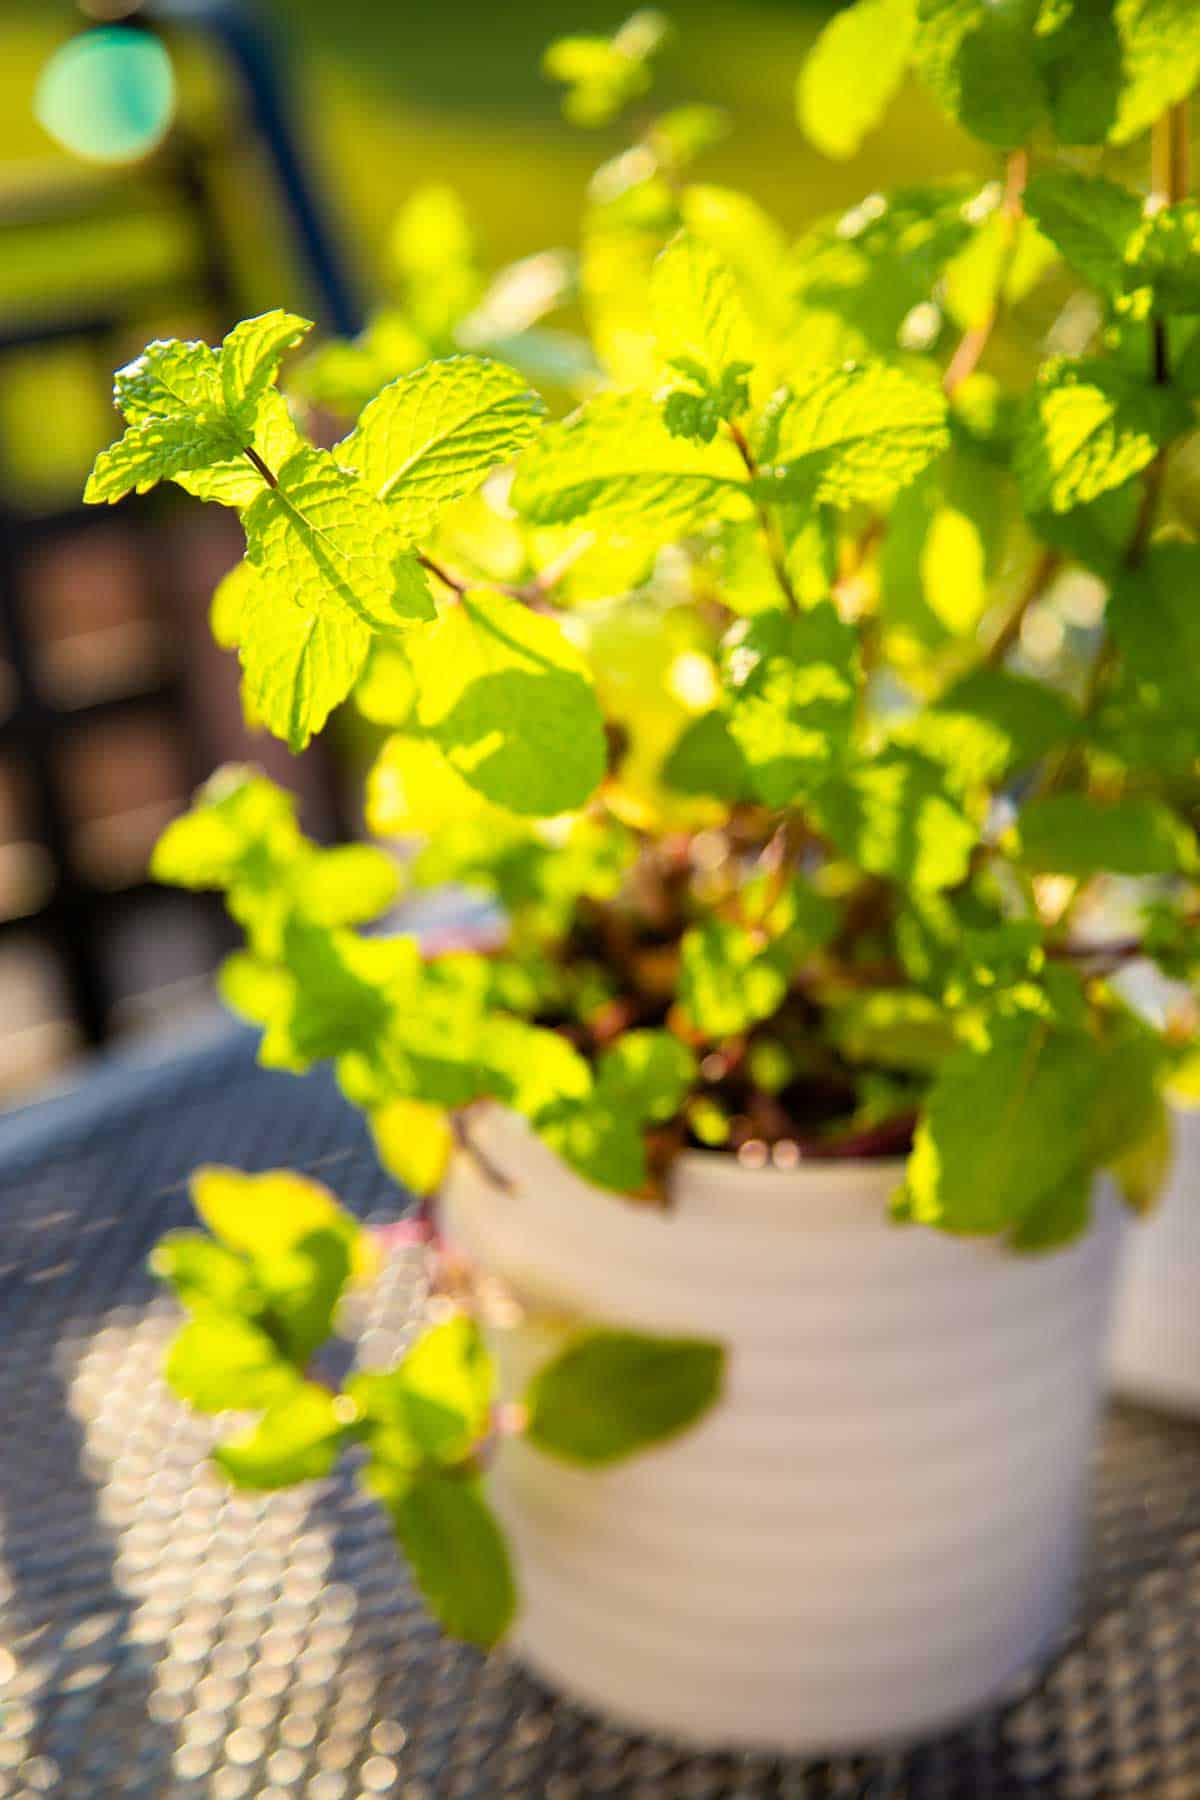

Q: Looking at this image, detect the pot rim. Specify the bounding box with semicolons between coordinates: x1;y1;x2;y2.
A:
460;1102;917;1234
466;1098;909;1185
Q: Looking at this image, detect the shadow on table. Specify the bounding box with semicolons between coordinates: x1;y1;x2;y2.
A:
0;1036;388;1793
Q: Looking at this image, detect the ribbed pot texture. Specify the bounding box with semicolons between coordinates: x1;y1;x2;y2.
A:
440;1109;1127;1753
1109;1104;1200;1416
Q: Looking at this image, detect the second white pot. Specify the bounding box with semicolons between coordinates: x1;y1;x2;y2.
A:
441;1111;1126;1754
1108;1103;1200;1414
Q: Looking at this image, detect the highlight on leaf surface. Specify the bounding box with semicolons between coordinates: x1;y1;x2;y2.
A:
404;589;607;817
510;389;749;535
798;0;916;159
1014;358;1191;514
544;10;670;126
85;311;312;506
336;355;546;537
752;362;950;507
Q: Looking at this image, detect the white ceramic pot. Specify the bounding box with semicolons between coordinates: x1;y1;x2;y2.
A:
440;1110;1127;1754
1108;1104;1200;1415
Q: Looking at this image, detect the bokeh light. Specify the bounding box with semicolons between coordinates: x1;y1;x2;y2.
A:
34;25;175;166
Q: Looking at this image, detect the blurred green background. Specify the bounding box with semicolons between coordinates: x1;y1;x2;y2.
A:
0;0;980;321
0;0;988;511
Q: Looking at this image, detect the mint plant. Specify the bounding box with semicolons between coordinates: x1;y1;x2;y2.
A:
154;1165;721;1645
89;8;1200;1645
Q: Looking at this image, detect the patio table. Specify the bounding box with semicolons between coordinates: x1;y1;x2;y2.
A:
1;1023;1198;1799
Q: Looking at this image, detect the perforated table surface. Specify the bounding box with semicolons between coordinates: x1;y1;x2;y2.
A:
1;1025;1198;1799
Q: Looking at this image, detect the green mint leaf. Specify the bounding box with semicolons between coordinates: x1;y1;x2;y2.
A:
113;337;225;421
350;1315;493;1466
829;989;958;1074
368;1099;454;1195
1098;544;1200;770
1008;1164;1092;1252
661;709;753;802
1111;0;1200;144
676;879;839;1030
1107;1091;1171;1214
790;183;974;364
1026;175;1200;319
217;951;292;1032
650;104;731;167
254;921;591;1122
84;413;245;504
900;667;1079;786
756;363;949;508
232;559;372;752
1035;0;1123;144
165;1315;302;1414
1030;483;1141;580
1014;357;1191;514
524;1328;724;1466
389;1473;516;1648
914;0;1047;150
176;389;303;508
543;10;670;126
367;733;513;835
534;1099;652;1193
88;315;313;507
1022;170;1144;295
219;310;313;419
809;749;979;892
301;843;403;928
336;356;545;539
151;766;399;954
355;641;417;727
510;390;748;536
530;1031;693;1194
233;446;434;749
189;1164;370;1283
150;1231;261;1316
255;1226;354;1366
151;765;300;894
477;1016;594;1120
652;231;755;390
255;924;417;1072
594;1030;696;1121
679;917;790;1038
1013;792;1199;875
243;446;435;634
214;1384;349;1490
407;589;607;817
680;184;793;336
1120;204;1200;319
1087;1006;1170;1176
722;604;859;808
411;814;632;931
906;1015;1100;1235
798;0;916;159
163;1169;378;1378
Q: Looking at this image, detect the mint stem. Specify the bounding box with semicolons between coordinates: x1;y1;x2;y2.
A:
727;420;799;611
242;444;279;489
418;552;469;595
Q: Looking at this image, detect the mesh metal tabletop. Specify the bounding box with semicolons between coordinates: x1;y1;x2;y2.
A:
1;1027;1199;1800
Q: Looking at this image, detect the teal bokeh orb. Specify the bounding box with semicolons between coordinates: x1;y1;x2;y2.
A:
35;27;176;165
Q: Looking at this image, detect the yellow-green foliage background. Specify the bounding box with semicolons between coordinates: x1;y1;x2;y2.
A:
0;2;980;301
0;1;978;500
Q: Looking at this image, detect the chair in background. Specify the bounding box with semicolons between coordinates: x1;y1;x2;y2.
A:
0;0;361;1089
